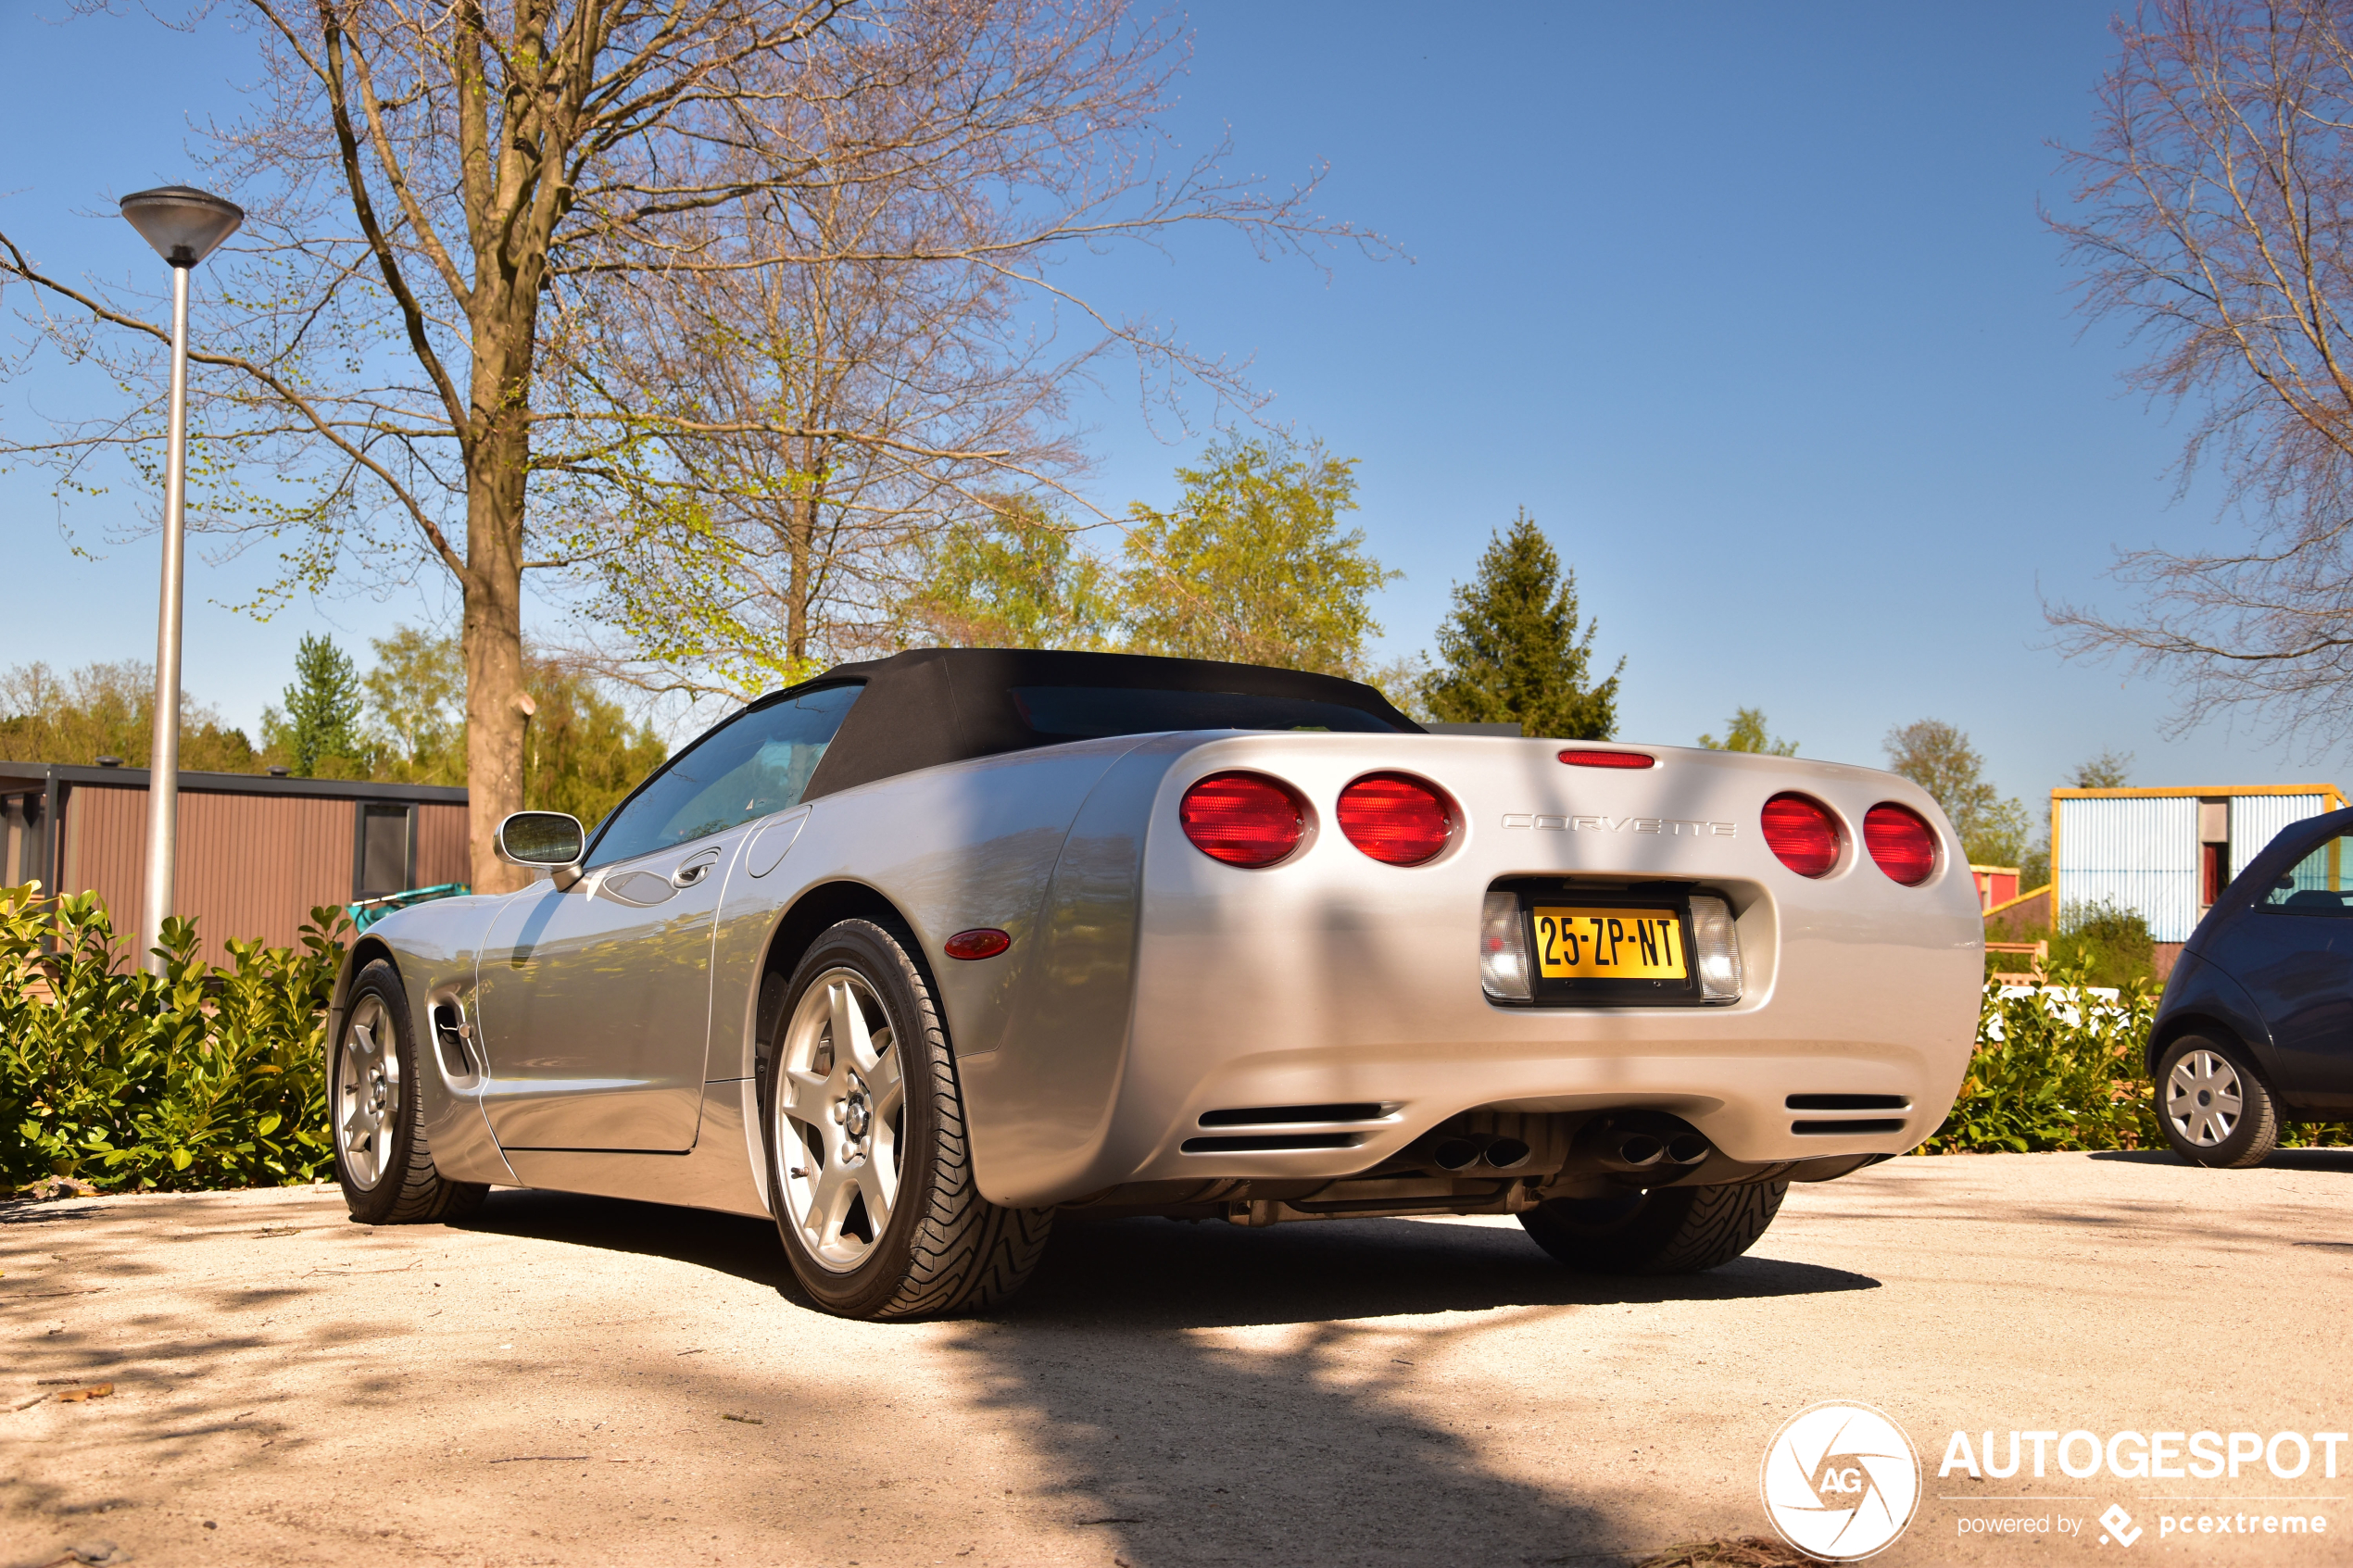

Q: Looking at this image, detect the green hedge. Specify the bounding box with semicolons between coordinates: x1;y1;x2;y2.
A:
1;885;346;1193
1923;972;2160;1153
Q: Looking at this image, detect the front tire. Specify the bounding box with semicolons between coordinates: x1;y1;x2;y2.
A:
1518;1179;1787;1274
2158;1035;2281;1169
759;919;1051;1320
332;960;487;1225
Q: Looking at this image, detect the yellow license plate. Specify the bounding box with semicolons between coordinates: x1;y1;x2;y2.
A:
1529;907;1686;980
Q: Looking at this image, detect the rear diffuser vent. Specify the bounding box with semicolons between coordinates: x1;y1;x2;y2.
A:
1181;1133;1365;1154
1197;1102;1386;1127
1785;1094;1911;1111
1791;1118;1907;1135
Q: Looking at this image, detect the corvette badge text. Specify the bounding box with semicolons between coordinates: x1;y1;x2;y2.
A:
1757;1406;2346;1558
1500;813;1736;834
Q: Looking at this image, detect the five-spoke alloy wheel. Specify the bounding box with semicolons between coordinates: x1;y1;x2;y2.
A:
331;960;487;1224
774;967;907;1270
2158;1034;2280;1169
759;919;1051;1319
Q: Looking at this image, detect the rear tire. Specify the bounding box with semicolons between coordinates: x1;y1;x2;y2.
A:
759;919;1051;1320
332;960;488;1225
2158;1035;2280;1169
1519;1179;1786;1274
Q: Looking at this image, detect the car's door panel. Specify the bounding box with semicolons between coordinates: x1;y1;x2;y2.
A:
473;828;749;1150
469;683;866;1153
2202;829;2353;1109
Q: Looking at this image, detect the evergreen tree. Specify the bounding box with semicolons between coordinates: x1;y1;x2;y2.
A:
1422;510;1622;739
265;633;366;777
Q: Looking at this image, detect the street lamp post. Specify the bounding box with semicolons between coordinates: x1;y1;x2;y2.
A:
120;185;243;974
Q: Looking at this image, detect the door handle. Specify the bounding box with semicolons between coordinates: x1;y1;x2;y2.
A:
672;858;717;889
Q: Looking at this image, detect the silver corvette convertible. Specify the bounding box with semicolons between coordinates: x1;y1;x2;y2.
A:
328;648;1982;1319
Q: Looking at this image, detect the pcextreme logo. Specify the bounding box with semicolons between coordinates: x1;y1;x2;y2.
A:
1760;1401;1923;1562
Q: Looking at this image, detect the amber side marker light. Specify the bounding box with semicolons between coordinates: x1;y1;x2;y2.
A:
1863;803;1937;885
1761;793;1842;878
944;928;1012;960
1179;771;1308;867
1557;749;1655;769
1337;771;1454;866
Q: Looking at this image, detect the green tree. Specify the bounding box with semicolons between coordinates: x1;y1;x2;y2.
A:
905;495;1117;650
0;661;258;773
1884;719;2032;867
1699;707;1797;756
263;635;366;779
1422;509;1622;739
364;628;468;786
2070;748;2133;789
522;660;669;832
1119;434;1397;674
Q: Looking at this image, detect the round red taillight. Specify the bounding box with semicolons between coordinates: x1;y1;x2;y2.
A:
944;928;1012;960
1337;771;1454;866
1761;793;1842;878
1179;771;1307;868
1863;803;1937;886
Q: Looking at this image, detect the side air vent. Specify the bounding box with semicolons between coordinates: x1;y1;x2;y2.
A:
1181;1133;1365;1154
1792;1118;1907;1135
1785;1094;1911;1111
1197;1103;1387;1127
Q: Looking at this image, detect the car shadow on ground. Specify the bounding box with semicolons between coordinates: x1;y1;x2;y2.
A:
449;1192;1872;1565
2086;1147;2353;1172
449;1191;1880;1330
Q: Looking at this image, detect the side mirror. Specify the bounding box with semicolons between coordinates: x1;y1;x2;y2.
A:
496;811;586;888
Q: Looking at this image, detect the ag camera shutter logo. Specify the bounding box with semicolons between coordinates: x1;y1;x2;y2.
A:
1759;1401;1922;1561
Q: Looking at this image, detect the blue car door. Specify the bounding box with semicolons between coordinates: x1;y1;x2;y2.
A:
2202;826;2353;1110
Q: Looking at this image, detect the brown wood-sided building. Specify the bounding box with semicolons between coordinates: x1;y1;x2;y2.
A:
0;761;467;965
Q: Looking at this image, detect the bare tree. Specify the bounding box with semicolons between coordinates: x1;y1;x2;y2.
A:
1;0;1378;884
2049;0;2353;747
558;0;1378;696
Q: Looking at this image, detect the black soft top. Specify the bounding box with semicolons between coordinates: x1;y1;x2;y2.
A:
790;647;1421;802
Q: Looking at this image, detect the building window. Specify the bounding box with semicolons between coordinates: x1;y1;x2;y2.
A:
2201;841;2229;907
356;803;417;899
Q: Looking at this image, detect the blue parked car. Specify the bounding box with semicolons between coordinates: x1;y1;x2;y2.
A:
2153;807;2353;1167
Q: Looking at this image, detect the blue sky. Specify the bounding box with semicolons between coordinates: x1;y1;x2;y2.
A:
2;3;2339;808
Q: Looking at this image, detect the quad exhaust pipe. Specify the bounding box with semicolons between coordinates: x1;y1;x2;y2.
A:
1570;1113;1712;1177
1416;1111;1712;1181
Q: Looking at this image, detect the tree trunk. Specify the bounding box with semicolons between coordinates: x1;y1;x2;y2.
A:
461;340;536;894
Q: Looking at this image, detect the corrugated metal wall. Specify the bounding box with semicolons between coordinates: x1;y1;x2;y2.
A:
2057;795;2200;940
2229;793;2330;879
57;784;472;966
417;803;469;886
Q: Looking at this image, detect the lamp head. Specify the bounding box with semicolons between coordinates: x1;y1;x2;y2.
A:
119;185;245;268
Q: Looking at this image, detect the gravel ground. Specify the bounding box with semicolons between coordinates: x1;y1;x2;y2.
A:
5;1149;2351;1567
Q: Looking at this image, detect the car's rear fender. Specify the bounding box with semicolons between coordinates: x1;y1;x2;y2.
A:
2150;949;2278;1082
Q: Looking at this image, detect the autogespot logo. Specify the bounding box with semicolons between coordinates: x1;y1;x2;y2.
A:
1760;1401;1923;1562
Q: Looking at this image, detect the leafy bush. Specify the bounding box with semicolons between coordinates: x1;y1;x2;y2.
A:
1924;967;2160;1153
1982;900;2158;989
1;885;346;1193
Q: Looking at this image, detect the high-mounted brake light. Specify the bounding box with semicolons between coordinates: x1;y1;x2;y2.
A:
1863;803;1937;886
1557;749;1655;769
1337;772;1454;866
1179;771;1307;868
1761;793;1842;878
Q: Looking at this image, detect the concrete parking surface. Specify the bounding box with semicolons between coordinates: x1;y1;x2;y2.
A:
6;1150;2352;1567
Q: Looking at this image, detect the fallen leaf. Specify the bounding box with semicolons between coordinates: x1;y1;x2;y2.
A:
54;1383;113;1402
